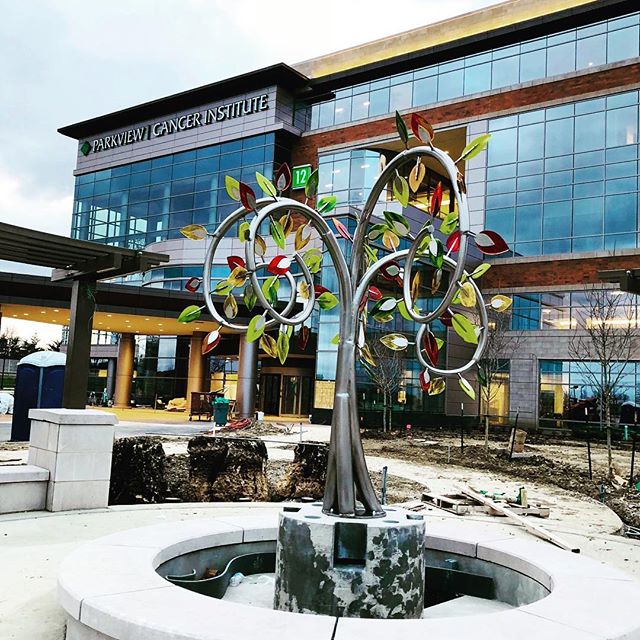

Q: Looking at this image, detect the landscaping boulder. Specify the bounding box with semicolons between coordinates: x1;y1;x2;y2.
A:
109;436;166;504
188;436;269;501
275;442;328;500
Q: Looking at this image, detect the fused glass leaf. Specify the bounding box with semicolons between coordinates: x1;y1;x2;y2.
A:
364;244;378;266
431;269;442;295
239;182;256;211
255;234;267;257
360;343;376;367
440;211;459;236
409;160;426;193
274;163;292;192
256;171;277;198
452;313;479;344
303;248;322;273
380;333;409;351
178;305;202;323
419;369;431;392
411;271;421;301
298;281;310;301
368;223;388;241
238;221;250;242
368;286;382;301
393;174;409;207
201;330;221;355
270;219;286;250
185;276;201;293
334;218;353;241
459;375;476;400
314;284;329;296
180;224;208;240
458;133;491;163
223;293;238;319
317;291;339;310
225;175;241;201
305;168;319;198
459;282;477;308
213;280;234;296
383;210;410;237
280;213;294;237
260;333;278;358
440;309;453;327
295;223;312;250
430;182;443;216
395;111;409;147
371;296;397;316
227;255;246;270
397;299;415;321
423;329;439;365
317;195;337;214
331;333;340;345
247;315;266;342
298;325;310;350
446;230;461;253
477;365;488;388
382;229;399;251
228;266;248;288
261;275;280;305
475;230;509;256
380;261;402;282
267;255;291;275
244;284;257;311
490;294;513;312
428;377;446;396
470;262;491;279
410;113;435;145
373;312;395;323
277;330;290;365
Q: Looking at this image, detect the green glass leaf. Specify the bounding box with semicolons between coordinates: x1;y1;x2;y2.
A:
397;299;420;321
238;221;250;242
256;171;277;198
213;280;234;296
368;224;388;241
247;315;266;342
225;176;241;201
440;211;459;235
435;337;445;350
383;210;410;237
458;133;491;163
330;333;340;345
395;111;409;148
393;175;409;207
459;375;476;400
223;293;238;319
317;291;338;310
452;313;479;345
305;168;319;198
261;275;280;306
277;330;290;365
477;365;488;387
260;333;278;358
270;219;285;250
371;296;397;316
372;312;395;323
470;263;492;279
363;244;378;266
244;284;257;311
317;195;337;214
303;248;323;274
178;305;202;323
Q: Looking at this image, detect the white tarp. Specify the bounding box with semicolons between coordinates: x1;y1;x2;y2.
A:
0;392;13;415
18;351;66;367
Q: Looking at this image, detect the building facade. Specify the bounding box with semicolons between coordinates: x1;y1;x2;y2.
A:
60;0;640;426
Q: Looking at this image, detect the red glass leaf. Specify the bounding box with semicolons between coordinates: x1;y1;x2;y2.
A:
201;329;221;355
419;369;431;392
333;219;352;241
227;255;246;270
380;261;401;281
475;230;510;255
185;277;201;293
368;286;382;301
446;230;461;253
239;182;256;211
440;310;453;327
423;329;439;365
274;163;292;192
410;113;434;145
298;325;310;350
267;255;291;275
314;285;329;297
430;182;443;216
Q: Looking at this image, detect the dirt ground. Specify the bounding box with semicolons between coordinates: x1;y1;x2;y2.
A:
362;429;640;529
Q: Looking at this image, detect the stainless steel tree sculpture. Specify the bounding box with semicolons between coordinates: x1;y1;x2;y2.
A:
177;112;512;518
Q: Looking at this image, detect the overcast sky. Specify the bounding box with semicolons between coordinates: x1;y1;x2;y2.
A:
0;0;500;343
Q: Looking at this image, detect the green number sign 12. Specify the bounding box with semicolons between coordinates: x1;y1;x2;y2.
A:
292;165;312;190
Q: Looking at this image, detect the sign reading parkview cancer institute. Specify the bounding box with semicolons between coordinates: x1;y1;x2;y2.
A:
82;94;270;156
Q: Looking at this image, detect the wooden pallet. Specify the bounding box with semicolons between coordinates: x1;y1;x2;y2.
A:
421;492;550;518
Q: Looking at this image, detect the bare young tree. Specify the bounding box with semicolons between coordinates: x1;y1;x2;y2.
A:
477;308;522;448
569;286;640;478
364;339;403;433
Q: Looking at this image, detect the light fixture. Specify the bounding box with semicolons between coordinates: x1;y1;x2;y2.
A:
40;310;46;314
360;164;370;169
23;313;29;316
107;314;113;318
53;309;59;313
335;107;344;113
362;101;370;106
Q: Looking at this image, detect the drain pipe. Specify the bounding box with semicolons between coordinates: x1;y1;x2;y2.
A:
380;466;388;505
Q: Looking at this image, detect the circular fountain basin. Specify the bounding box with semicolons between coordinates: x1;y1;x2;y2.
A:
58;508;640;640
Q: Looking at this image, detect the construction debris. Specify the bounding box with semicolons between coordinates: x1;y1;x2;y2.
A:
421;490;550;518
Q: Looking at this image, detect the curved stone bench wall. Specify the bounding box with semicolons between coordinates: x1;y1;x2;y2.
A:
58;511;640;640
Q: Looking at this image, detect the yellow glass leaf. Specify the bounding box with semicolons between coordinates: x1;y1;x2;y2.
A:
411;271;421;301
409;160;426;193
281;213;294;237
295;223;311;251
180;224;208;240
379;333;409;351
259;334;278;358
428;377;446;396
223;293;238;319
228;266;248;288
459;375;476;400
490;294;513;313
382;229;399;250
298;281;310;301
459;282;477;308
225;176;241;201
431;269;442;295
255;234;267;257
360;343;376;367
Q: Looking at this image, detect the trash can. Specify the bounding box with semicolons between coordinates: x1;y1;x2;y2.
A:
11;351;66;442
213;397;230;426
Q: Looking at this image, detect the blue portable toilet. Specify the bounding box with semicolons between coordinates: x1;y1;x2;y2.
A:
11;351;66;442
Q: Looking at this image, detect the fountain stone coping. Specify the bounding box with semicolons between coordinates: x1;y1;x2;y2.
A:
57;509;640;640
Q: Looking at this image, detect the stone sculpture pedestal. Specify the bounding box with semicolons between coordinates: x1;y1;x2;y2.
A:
274;504;425;618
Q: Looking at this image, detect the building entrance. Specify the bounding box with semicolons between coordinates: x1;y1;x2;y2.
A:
260;370;314;417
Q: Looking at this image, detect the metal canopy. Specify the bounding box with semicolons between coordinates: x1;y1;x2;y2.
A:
598;268;640;295
0;222;168;281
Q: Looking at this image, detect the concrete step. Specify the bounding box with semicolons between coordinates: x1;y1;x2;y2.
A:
0;464;49;513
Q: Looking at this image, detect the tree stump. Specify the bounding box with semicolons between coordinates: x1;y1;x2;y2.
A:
109;436;166;505
188;436;269;501
275;442;328;500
